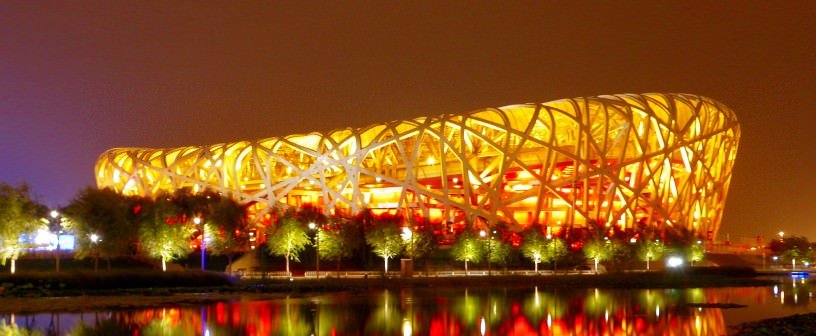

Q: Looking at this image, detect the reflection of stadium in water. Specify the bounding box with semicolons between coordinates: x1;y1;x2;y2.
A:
3;279;813;335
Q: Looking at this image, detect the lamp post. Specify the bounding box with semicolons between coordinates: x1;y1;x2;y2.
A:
546;233;554;273
50;210;61;272
402;227;413;259
309;222;320;279
194;217;205;271
90;233;101;271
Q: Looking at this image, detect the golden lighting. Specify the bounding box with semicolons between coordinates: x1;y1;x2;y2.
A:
96;93;738;234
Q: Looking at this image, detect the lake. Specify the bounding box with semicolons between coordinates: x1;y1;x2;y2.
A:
2;276;812;335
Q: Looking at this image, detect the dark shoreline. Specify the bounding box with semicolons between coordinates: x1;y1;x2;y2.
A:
729;313;816;335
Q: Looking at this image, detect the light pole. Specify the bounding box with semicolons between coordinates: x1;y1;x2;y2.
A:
50;210;61;272
309;222;320;279
194;217;205;271
402;227;413;278
402;227;413;259
90;233;101;271
546;233;554;273
480;229;496;276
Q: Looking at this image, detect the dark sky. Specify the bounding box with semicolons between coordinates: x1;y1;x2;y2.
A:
2;2;814;241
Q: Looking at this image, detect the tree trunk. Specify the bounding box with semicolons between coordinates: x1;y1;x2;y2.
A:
594;257;599;273
464;260;468;276
285;254;291;277
337;258;341;278
384;257;389;274
534;261;538;273
10;258;16;274
162;257;167;272
646;258;650;270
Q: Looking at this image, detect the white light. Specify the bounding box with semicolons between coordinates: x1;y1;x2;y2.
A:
34;229;57;248
401;227;413;240
630;237;637;244
479;230;487;238
90;233;100;243
667;256;684;268
50;210;60;219
308;222;316;230
402;318;413;336
193;217;202;225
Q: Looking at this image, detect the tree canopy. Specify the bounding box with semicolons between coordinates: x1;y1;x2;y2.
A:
0;183;45;273
266;211;311;275
137;194;195;271
450;231;485;274
365;223;403;273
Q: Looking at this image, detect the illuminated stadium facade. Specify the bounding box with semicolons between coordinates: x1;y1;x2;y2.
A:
96;93;739;237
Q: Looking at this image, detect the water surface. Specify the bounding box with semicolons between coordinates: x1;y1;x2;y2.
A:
2;276;813;335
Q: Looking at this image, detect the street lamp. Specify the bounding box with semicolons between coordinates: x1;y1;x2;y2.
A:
480;229;497;276
194;217;205;271
90;233;101;271
50;210;62;272
402;227;413;258
309;222;320;279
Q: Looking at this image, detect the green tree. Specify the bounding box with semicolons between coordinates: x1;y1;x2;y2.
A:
365;223;403;274
486;239;511;270
318;216;363;275
137;195;194;271
687;242;705;266
521;231;547;272
583;238;618;273
402;227;433;260
451;231;485;275
0;183;45;274
64;187;136;271
545;238;568;271
637;240;665;270
266;212;310;276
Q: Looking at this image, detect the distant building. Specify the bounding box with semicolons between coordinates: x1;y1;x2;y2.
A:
96;93;739;237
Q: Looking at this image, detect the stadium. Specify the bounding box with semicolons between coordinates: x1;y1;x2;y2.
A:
96;93;739;238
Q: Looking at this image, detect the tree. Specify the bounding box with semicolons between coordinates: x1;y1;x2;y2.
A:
451;231;485;275
137;195;195;271
402;228;433;260
485;239;511;270
687;242;705;266
203;196;248;273
318;216;363;275
637;240;665;270
0;183;45;274
64;187;136;271
521;231;547;272
769;235;813;268
583;238;618;273
365;223;403;274
545;238;569;271
266;212;310;276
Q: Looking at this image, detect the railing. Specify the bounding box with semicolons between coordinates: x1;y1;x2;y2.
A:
237;269;595;279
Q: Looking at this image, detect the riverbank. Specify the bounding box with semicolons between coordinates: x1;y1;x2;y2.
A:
730;313;816;335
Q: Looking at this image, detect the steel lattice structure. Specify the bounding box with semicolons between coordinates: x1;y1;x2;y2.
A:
96;93;739;235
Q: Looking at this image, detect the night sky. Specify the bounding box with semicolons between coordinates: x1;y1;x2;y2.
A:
2;2;814;241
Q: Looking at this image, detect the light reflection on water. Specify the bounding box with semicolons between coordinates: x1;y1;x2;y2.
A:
1;277;814;335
